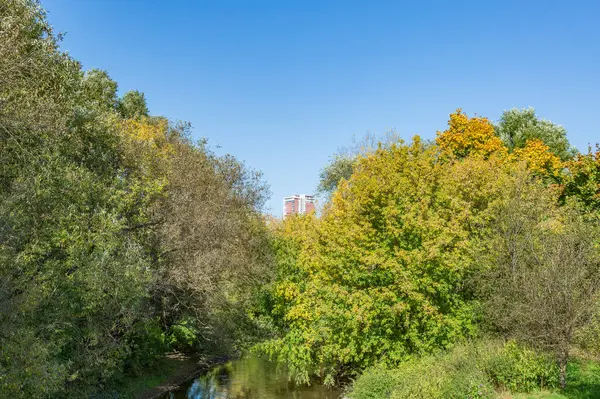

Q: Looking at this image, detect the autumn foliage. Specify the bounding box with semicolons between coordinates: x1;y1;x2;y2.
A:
436;110;507;160
259;109;600;389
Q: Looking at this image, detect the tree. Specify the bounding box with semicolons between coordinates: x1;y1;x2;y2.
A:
561;145;600;213
118;90;149;119
317;154;355;197
495;107;577;161
436;110;564;181
477;174;600;389
259;135;514;384
150;135;273;356
436;109;506;160
512;139;563;180
317;130;401;198
81;69;119;111
0;1;274;396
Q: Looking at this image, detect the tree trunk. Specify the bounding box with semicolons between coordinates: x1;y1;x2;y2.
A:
558;351;568;390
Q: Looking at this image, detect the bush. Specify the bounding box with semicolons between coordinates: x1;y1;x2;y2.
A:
347;340;557;399
487;340;558;392
388;344;495;399
124;319;170;375
575;310;600;357
347;366;399;399
167;318;199;352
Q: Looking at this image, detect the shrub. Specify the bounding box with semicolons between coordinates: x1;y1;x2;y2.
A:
347;340;557;399
486;340;559;392
347;366;399;399
124;319;170;375
167;318;199;352
387;344;495;399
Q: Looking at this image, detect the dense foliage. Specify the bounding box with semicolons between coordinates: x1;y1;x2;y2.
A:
4;1;600;398
348;340;559;399
316;131;401;199
0;1;272;397
258;109;600;392
476;177;600;389
495;107;577;161
258;137;506;384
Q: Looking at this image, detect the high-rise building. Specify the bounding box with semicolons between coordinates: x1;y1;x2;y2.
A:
283;194;316;217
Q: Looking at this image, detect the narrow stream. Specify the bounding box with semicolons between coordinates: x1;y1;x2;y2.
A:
164;355;342;399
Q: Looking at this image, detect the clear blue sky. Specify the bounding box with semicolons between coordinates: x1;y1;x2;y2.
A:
44;0;600;215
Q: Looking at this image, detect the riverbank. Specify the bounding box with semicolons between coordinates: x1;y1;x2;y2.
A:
113;352;210;399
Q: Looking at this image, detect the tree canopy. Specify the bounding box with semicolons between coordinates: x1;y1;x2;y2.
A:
258;109;598;389
495;107;577;161
0;1;272;396
3;1;599;397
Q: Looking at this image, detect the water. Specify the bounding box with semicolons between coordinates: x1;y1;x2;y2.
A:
164;355;342;399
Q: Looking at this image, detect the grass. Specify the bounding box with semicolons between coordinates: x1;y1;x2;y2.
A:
502;360;600;399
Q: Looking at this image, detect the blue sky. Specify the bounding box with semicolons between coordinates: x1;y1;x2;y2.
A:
44;0;600;215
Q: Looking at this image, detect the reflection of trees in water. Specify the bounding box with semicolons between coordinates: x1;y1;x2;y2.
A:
185;373;229;398
213;363;233;387
177;355;341;399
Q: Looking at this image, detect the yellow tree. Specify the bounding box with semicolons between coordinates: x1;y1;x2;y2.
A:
259;135;516;385
512;139;563;179
119;117;174;181
561;146;600;212
437;110;563;181
436;109;507;160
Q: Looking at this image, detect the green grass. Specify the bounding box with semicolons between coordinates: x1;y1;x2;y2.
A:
504;360;600;399
508;393;566;399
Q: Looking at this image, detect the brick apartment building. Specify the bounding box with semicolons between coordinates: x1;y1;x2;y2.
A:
283;194;316;217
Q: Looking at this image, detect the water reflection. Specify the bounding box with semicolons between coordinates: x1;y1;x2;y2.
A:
166;355;341;399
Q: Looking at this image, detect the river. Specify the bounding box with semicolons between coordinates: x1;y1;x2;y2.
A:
163;355;342;399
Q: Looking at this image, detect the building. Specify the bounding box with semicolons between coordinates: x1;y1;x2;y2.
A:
283;194;316;217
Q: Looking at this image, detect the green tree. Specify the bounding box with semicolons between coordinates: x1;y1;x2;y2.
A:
118;90;149;119
477;175;600;389
0;2;273;396
317;131;401;198
561;145;600;213
81;68;118;111
150;133;273;356
0;5;157;388
317;154;355;197
495;107;577;161
259;134;514;384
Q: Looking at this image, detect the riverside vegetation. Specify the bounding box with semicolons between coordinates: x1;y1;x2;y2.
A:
2;1;600;398
0;1;271;397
